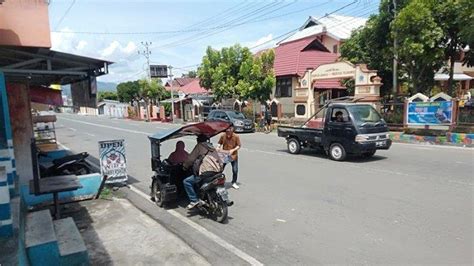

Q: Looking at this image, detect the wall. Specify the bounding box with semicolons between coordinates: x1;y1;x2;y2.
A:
0;0;51;47
6;83;33;185
272;77;298;118
321;35;340;54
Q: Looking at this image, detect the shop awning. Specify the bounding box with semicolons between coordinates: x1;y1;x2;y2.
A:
0;46;112;86
434;73;473;81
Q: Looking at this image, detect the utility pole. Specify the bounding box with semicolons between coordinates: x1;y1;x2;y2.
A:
392;0;398;102
138;41;152;80
168;66;175;123
138;41;152;121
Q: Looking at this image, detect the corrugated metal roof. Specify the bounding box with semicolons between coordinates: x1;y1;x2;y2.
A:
274;37;339;77
280;15;367;44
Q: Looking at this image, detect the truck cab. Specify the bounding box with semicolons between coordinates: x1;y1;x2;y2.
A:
278;100;392;161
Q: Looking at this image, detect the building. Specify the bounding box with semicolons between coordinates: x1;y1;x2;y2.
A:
98;100;129;118
0;1;112;263
270;15;367;119
163;78;209;121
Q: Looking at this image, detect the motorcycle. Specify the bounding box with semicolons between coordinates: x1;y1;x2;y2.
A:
39;151;93;177
149;121;234;223
193;172;232;223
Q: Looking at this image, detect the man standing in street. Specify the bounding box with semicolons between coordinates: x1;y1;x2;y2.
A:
218;126;241;189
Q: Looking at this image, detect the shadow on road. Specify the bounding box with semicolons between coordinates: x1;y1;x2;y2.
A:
276;148;388;162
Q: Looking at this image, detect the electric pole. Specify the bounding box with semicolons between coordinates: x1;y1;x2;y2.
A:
168;66;175;123
138;41;152;80
392;0;398;101
138;41;152;121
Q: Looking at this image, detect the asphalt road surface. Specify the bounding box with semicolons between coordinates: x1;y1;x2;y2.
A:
55;114;473;265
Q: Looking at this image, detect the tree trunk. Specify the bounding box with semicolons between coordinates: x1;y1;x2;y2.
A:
448;53;455;95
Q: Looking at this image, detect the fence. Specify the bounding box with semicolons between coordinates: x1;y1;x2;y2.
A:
380;102;405;129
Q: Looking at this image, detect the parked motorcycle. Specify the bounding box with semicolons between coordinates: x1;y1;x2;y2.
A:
194;172;232;223
39;152;93;177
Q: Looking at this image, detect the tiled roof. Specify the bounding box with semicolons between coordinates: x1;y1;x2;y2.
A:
164;77;196;87
274;37;339;77
166;79;207;94
280;15;367;44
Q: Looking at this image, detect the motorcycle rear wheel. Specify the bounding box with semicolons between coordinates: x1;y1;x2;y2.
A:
212;197;228;223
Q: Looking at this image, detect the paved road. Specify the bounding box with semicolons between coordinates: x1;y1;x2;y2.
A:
56;114;473;265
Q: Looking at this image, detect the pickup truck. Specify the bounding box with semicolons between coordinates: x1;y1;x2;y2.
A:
277;102;392;161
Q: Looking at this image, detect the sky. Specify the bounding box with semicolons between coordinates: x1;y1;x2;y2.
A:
48;0;381;84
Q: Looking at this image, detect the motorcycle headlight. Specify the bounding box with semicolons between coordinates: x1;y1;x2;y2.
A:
234;120;244;127
355;134;369;143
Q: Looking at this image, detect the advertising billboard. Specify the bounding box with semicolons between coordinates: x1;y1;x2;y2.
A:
407;101;453;126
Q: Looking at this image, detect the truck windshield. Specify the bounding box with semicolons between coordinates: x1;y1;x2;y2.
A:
347;105;383;126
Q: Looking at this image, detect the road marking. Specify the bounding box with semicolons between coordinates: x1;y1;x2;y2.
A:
60;117;150;135
85;133;95;137
392;142;473;151
128;185;263;266
68;127;77;131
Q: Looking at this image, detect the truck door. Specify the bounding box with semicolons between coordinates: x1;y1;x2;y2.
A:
324;107;355;149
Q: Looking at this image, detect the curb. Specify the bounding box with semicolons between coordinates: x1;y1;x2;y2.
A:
389;132;474;147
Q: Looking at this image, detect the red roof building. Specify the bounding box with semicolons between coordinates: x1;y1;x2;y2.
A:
164;78;207;95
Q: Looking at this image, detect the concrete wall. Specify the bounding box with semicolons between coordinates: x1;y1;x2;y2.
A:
0;0;51;47
321;35;340;54
6;83;33;185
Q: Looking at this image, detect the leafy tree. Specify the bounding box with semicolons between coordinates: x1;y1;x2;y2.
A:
392;0;444;94
181;70;197;78
432;0;470;94
457;0;474;67
98;91;118;102
117;80;140;104
198;44;275;102
341;0;410;98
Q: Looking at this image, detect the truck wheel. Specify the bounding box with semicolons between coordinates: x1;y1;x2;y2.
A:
329;143;346;161
287;138;301;154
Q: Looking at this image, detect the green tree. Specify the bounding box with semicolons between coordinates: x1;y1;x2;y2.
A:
341;0;410;98
432;0;470;94
98;91;118;102
198;44;275;102
116;80;140;104
392;0;444;94
181;70;197;78
458;0;474;67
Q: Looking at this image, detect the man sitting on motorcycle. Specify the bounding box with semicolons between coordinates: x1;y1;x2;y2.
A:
183;135;223;210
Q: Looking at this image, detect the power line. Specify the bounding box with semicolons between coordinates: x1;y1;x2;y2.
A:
249;0;361;50
155;0;295;49
54;0;76;30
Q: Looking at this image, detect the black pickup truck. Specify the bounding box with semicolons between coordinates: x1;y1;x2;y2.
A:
277;102;391;161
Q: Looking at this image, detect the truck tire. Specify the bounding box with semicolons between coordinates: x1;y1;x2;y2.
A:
329;143;346;161
287;138;301;154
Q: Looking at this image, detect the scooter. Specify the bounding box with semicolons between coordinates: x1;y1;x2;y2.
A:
194;172;233;223
39;152;93;177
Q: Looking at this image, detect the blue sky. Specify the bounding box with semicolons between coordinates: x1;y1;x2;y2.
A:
48;0;380;83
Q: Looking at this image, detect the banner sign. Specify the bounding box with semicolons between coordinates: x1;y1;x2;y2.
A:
99;139;128;183
407;101;453;126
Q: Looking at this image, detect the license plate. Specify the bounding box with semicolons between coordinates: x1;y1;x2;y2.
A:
217;187;229;201
376;141;386;147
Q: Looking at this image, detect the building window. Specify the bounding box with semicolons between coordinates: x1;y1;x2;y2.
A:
333;44;338;53
296;104;306;116
275;77;292;98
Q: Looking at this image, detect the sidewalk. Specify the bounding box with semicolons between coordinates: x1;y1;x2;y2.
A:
65;195;209;265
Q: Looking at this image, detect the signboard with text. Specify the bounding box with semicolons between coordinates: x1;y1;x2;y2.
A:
311;62;356;80
407;101;453;126
150;65;168;78
99;139;128;183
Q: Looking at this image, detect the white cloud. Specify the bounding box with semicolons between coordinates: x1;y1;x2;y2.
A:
245;34;275;51
76;40;87;50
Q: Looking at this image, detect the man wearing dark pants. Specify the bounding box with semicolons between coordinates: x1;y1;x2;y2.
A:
218;126;241;189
